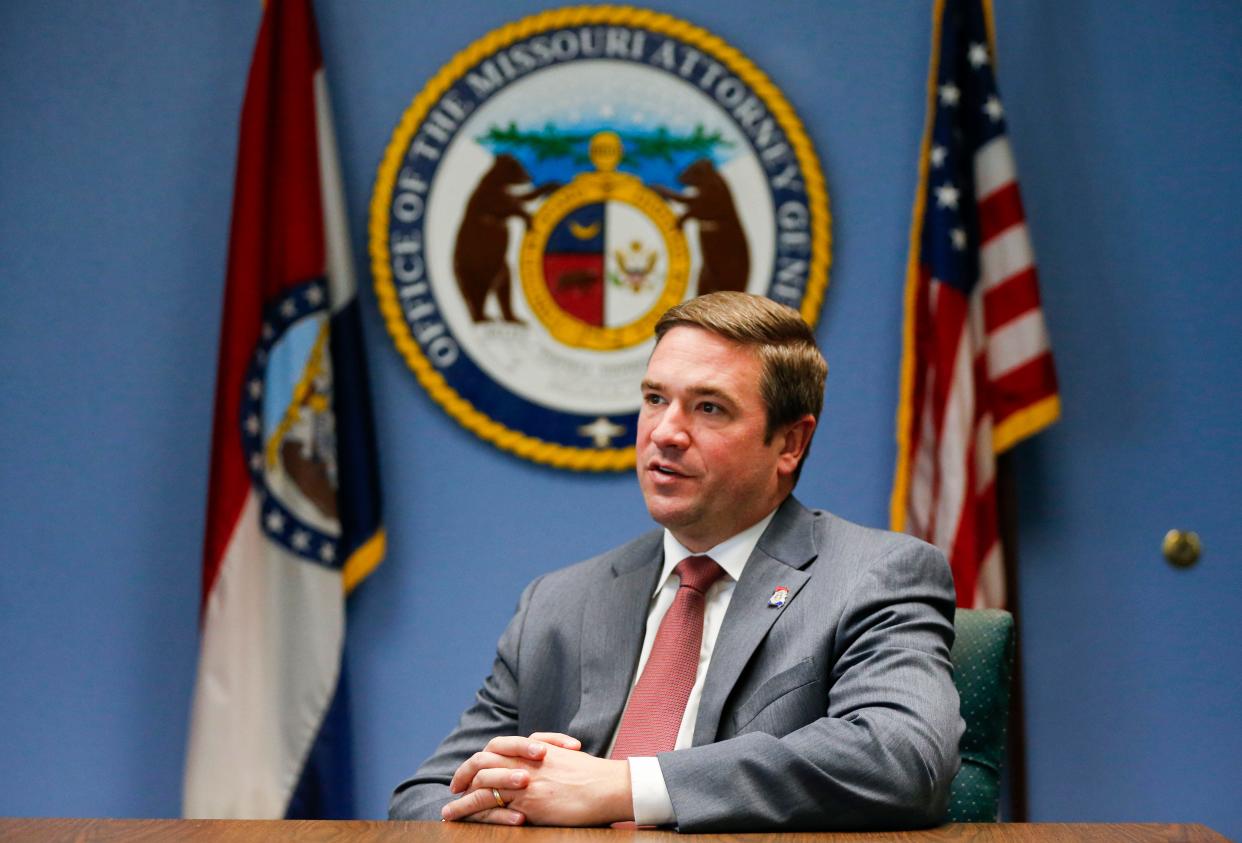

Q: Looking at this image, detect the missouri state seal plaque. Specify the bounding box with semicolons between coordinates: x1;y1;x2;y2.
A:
371;5;830;470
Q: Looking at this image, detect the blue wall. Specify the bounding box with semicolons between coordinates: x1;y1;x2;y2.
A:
1;1;1238;837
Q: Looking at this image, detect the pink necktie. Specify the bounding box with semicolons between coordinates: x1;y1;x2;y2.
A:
611;555;726;759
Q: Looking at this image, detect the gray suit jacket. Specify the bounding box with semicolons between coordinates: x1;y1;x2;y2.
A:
389;496;963;831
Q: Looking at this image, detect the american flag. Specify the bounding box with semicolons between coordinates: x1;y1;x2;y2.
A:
890;0;1059;609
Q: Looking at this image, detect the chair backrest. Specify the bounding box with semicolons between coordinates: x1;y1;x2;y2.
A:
946;608;1015;822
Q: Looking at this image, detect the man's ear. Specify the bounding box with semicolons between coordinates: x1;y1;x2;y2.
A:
776;414;817;476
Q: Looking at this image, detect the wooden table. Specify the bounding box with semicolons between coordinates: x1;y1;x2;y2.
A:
0;819;1231;842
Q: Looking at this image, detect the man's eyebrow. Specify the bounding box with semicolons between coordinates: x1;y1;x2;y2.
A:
640;379;734;401
688;385;733;402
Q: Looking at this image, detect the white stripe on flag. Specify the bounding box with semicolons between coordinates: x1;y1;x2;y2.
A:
967;285;994;491
974;136;1016;201
973;400;996;492
183;492;344;818
973;541;1006;609
987;309;1051;381
931;326;977;552
980;224;1034;292
314;72;356;314
908;376;939;536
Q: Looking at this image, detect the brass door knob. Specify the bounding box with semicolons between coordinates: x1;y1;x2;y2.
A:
1162;530;1201;569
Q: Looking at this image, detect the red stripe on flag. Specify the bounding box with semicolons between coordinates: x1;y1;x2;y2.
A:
941;350;994;605
951;476;999;606
947;419;982;604
201;0;329;612
973;345;990;423
977;181;1025;244
983;266;1042;332
925;282;970;445
989;352;1059;428
903;267;935;501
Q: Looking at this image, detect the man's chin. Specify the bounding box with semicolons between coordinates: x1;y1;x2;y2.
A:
642;497;698;531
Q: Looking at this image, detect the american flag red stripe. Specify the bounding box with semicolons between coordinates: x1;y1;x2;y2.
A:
891;0;1060;609
992;356;1059;426
978;182;1025;242
983;267;1040;332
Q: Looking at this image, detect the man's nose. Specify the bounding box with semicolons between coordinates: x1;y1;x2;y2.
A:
650;404;691;449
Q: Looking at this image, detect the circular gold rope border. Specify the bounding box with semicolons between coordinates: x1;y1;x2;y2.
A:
369;4;832;471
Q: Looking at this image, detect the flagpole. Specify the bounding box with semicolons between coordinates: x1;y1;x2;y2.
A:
997;452;1028;821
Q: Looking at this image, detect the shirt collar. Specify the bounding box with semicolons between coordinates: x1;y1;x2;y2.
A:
656;508;779;596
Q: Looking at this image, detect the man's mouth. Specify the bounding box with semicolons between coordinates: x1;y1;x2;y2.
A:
649;462;686;477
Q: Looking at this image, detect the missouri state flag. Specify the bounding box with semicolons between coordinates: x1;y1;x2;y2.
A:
890;0;1059;609
184;0;384;818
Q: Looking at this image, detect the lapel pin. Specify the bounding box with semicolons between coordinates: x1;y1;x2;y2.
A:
768;586;790;608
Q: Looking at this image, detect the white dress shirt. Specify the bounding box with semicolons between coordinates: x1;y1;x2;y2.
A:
608;509;777;826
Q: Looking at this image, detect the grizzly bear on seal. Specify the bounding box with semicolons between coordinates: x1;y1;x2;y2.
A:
653;158;749;296
453;154;559;323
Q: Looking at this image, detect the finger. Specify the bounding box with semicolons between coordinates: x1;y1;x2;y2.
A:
528;732;582;750
456;807;527;826
442;787;512;822
469;767;530;792
448;750;526;794
483;735;550;761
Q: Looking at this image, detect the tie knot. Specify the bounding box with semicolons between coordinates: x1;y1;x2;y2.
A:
674;555;725;594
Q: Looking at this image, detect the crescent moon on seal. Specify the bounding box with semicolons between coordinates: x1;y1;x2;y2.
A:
569;221;601;240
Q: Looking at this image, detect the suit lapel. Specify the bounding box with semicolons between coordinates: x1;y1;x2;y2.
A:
692;497;819;745
568;536;663;756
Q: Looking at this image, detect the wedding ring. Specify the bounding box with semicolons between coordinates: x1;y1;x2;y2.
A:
491;787;506;809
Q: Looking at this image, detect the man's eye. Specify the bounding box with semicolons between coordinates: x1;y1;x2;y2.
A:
700;402;719;414
644;393;665;406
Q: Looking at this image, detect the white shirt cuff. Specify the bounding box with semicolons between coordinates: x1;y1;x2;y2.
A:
627;756;676;826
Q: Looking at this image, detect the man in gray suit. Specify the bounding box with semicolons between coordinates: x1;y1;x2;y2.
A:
390;292;962;831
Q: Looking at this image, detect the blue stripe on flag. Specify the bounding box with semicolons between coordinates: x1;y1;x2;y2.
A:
330;298;383;566
285;662;356;819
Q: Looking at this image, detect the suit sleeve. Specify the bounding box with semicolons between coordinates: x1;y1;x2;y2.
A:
387;577;540;821
656;540;963;832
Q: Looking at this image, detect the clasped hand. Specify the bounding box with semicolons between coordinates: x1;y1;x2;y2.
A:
440;733;632;827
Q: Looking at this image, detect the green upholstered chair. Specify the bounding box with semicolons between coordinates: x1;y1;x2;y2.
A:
946;608;1015;822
